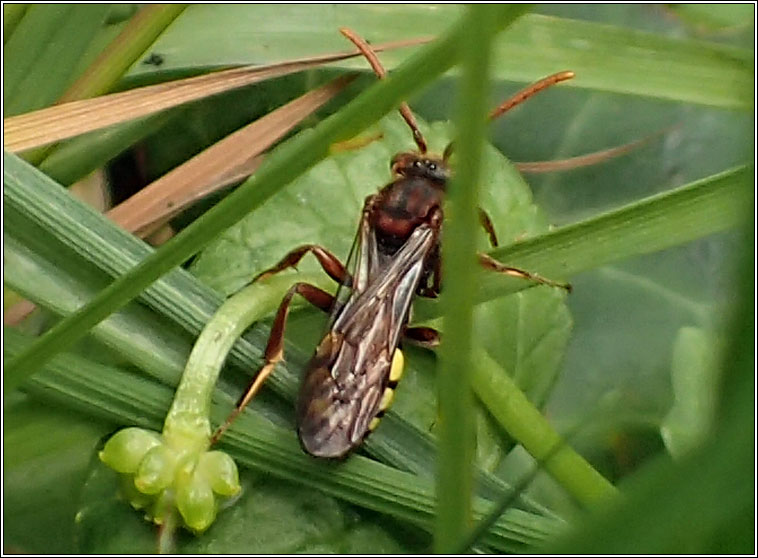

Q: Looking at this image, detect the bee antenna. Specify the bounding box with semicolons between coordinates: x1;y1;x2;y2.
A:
489;71;575;122
340;27;428;154
443;71;574;162
443;142;454;161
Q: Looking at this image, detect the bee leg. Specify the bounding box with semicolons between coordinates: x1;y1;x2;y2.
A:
478;253;572;292
210;282;335;445
404;326;441;349
254;244;350;285
418;247;442;298
478;208;499;248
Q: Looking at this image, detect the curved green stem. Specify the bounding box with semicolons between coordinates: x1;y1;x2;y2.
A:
471;347;617;507
162;272;327;451
100;271;332;533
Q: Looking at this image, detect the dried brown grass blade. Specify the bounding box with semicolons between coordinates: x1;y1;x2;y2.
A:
3;36;431;153
107;74;356;237
3;75;355;326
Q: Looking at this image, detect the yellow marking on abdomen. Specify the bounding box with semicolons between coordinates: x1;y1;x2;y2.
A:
389;349;404;383
379;386;395;411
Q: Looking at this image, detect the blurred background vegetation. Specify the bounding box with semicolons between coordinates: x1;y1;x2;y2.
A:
3;4;754;553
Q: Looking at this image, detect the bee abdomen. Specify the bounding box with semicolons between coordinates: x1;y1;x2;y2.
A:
297;347;406;459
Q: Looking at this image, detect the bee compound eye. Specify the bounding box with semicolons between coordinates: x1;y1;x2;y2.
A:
428;163;437;171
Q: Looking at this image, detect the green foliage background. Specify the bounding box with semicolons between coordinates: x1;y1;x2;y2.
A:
3;4;754;554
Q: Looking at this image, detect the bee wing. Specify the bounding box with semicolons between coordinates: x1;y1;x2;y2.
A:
327;196;383;330
297;225;436;458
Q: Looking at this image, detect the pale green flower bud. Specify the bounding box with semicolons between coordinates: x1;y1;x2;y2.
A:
99;427;162;474
176;468;216;533
135;444;177;494
198;451;241;497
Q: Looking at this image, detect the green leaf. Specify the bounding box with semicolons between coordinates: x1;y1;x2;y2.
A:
77;462;422;553
75;462;163;554
475;290;572;409
181;473;421;554
3;4;28;40
3;393;111;554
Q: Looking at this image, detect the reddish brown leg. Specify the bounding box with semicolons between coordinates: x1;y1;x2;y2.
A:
478;208;499;248
254;244;350;285
478;253;571;292
404;326;441;348
210;282;335;445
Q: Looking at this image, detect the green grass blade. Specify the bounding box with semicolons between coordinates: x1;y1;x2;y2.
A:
3;4;28;40
435;5;498;552
414;164;753;322
499;13;753;109
3;4;111;115
57;5;186;102
145;6;753;108
471;348;616;507
2;233;191;390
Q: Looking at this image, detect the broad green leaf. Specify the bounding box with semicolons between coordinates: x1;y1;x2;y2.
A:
475;290;572;410
3;4;28;40
3;393;111;554
76;461;422;553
